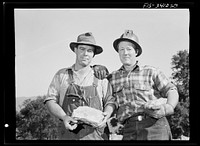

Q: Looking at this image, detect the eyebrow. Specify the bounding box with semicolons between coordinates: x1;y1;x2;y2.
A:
87;48;94;51
78;46;94;51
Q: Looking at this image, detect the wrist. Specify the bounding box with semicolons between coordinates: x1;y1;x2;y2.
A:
60;114;68;121
164;103;174;116
104;104;115;115
103;111;111;119
167;103;175;109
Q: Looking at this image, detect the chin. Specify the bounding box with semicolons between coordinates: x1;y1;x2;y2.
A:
122;62;131;66
81;61;90;67
81;63;88;67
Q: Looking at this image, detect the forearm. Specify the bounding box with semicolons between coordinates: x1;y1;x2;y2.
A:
104;104;115;118
164;89;179;115
166;89;179;108
46;100;67;120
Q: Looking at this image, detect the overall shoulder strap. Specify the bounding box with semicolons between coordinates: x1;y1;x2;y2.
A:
67;68;74;84
93;76;99;87
93;76;104;109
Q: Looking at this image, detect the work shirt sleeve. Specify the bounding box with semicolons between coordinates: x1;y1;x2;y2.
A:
152;68;177;98
101;79;118;110
44;71;60;104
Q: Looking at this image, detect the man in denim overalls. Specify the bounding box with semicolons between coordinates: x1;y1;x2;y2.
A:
44;32;117;140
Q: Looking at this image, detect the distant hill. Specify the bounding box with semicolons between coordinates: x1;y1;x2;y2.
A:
16;96;38;111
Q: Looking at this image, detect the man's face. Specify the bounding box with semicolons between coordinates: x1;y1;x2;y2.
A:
118;41;137;66
75;44;95;67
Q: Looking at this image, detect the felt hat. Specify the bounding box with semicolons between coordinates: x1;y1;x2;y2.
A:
70;32;103;55
113;30;142;57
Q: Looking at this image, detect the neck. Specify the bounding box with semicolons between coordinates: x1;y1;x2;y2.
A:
124;62;137;71
74;63;91;74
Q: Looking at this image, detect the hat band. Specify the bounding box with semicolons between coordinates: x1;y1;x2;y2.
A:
75;41;96;46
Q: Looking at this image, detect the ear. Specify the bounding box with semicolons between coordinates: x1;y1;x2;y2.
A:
135;49;138;57
92;47;95;57
74;46;78;53
93;50;95;57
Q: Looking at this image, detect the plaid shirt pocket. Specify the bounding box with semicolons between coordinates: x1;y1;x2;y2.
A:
133;83;153;102
133;83;151;90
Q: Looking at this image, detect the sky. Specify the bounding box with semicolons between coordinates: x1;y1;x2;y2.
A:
15;9;189;98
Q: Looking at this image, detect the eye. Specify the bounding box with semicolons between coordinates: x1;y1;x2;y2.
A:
119;48;124;51
126;46;134;51
87;49;94;53
79;47;85;51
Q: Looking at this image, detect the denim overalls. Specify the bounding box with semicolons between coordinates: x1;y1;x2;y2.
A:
58;69;105;140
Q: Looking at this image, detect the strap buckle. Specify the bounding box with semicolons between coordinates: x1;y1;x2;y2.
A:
137;115;143;121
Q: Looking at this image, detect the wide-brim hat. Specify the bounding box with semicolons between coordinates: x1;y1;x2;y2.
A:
113;30;142;57
70;32;103;55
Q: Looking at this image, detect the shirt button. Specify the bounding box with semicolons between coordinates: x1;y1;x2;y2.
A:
124;83;129;88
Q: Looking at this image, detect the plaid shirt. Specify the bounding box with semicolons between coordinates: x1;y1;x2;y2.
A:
109;61;177;122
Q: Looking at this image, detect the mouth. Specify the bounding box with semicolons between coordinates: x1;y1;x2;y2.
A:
82;58;89;61
123;57;130;60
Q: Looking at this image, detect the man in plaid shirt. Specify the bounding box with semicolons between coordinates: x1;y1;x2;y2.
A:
95;30;179;140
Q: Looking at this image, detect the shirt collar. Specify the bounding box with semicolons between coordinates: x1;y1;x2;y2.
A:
118;61;140;72
70;64;94;76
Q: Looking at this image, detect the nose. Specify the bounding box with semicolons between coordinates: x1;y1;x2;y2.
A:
83;50;89;55
123;49;129;55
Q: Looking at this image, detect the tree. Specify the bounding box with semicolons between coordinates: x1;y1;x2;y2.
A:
167;50;189;139
16;95;59;140
171;50;189;102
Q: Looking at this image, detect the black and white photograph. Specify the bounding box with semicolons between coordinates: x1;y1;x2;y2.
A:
3;2;195;144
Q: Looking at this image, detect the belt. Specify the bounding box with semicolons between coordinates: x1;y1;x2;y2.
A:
128;113;150;122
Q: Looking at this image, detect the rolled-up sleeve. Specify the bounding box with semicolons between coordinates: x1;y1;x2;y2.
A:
153;68;177;98
44;72;60;104
102;79;118;110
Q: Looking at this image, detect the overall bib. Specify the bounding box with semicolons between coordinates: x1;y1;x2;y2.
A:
58;69;105;140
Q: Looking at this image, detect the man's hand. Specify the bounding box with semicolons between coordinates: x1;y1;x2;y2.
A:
97;112;110;128
107;117;124;134
145;105;166;119
61;115;78;130
143;98;169;119
93;65;109;80
144;103;174;119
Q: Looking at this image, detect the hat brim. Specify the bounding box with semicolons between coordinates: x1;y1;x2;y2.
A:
113;38;142;57
70;42;103;55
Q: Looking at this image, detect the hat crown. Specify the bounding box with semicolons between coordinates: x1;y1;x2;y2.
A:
69;32;103;55
113;29;142;57
77;32;96;44
120;30;139;44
